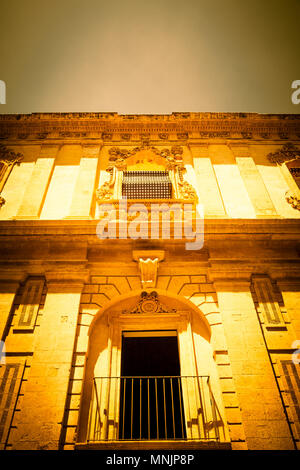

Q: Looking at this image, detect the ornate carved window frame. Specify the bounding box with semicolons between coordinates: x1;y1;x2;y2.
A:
267;143;300;211
0;144;23;209
96;143;198;208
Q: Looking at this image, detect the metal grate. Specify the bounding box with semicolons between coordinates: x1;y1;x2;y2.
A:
87;375;220;442
122;171;172;199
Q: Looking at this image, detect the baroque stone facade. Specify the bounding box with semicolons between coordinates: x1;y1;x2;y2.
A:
0;112;299;450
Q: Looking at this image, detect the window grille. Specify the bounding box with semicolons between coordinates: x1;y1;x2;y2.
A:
122;171;172;199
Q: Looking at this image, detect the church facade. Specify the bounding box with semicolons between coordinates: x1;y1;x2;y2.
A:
0;111;299;450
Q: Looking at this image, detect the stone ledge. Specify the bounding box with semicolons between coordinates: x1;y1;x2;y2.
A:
75;439;231;450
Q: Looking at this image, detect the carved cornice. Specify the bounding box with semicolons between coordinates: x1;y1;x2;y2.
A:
122;291;177;314
0;112;299;141
0;144;23;165
267;143;300;164
0;112;299;121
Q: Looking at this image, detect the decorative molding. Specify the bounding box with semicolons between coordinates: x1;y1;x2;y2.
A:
267;143;300;165
0;145;23;197
200;131;230;139
0;113;299;142
138;258;159;289
0;359;26;448
13;278;45;332
133;250;165;289
177;179;197;200
0;144;23;166
251;276;285;327
123;291;177;314
285;190;300;211
96;144;198;205
108;144;184;170
96;167;115;201
96;181;114;201
132;250;165;262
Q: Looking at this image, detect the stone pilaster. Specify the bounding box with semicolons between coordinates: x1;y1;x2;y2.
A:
230;143;277;217
214;280;295;450
16;144;59;219
10;271;88;450
67;144;101;218
189;144;226;216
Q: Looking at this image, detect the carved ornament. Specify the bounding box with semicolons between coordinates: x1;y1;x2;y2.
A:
108;144;184;170
285;190;300;211
123;291;177;314
0;144;23;166
267;143;300;165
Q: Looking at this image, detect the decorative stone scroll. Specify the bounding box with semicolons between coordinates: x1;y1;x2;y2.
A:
285;190;300;210
107;143;184;171
267;143;300;211
0;145;23;205
0;144;23;166
122;291;177;315
267;143;300;165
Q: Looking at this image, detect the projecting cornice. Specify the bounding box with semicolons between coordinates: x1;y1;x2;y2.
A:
0;112;299;141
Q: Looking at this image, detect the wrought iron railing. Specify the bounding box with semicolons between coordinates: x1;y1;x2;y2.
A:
87;376;220;442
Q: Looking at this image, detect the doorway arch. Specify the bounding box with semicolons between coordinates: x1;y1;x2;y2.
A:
77;289;229;446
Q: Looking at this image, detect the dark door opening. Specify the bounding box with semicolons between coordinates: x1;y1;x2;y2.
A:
119;331;186;440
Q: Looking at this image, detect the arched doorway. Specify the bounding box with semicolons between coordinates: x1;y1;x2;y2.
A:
76;290;229;448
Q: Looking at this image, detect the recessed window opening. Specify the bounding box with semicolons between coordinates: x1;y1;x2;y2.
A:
119;330;186;440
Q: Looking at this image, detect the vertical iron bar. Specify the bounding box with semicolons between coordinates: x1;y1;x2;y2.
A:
194;376;202;440
155;377;159;439
147;378;150;440
209;377;220;441
170;378;176;438
122;377;126;439
86;378;93;442
163;377;167;439
131;378;134;440
94;377;101;441
140;378;142;440
178;376;184;438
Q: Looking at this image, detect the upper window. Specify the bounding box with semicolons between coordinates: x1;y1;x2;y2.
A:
122;170;172;199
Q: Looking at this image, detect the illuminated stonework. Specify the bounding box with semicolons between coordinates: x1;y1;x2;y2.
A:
0;112;299;451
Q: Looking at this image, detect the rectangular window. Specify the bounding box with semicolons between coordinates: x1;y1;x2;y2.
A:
122;171;172;199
